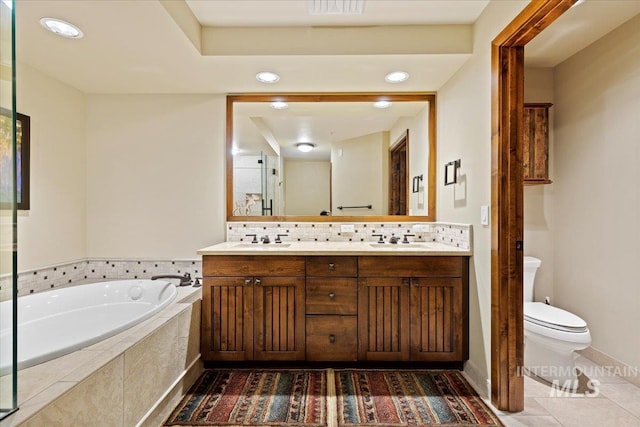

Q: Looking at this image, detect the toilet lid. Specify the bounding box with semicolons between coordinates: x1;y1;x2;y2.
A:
524;302;588;333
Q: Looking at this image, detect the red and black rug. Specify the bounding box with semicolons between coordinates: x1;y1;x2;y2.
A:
164;369;502;427
335;370;503;426
164;369;327;426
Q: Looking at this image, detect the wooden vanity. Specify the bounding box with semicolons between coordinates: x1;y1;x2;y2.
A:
200;244;469;365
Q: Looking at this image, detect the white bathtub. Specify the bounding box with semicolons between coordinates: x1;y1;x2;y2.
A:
0;279;177;373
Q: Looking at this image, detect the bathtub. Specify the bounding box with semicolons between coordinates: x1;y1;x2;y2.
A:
0;279;177;373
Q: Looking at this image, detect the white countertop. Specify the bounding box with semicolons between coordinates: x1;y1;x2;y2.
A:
197;241;471;256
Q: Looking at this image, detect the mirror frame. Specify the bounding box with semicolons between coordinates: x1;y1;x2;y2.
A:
226;93;436;222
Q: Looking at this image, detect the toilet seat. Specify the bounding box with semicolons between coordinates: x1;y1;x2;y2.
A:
524;302;588;333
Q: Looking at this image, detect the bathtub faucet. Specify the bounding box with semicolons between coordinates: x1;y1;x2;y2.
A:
151;273;192;287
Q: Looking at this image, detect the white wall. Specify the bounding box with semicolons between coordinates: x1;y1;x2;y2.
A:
390;105;430;215
331;131;389;216
523;67;555;302
437;0;528;392
85;95;226;260
17;63;87;271
284;159;330;215
553;14;640;369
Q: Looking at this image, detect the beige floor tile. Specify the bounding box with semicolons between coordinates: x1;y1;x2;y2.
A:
500;415;563;427
598;382;640;418
574;356;628;384
534;396;640;427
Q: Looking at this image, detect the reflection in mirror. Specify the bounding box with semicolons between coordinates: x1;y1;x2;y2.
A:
227;94;435;222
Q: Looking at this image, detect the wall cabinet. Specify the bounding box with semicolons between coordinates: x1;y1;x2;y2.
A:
202;254;468;364
523;103;553;184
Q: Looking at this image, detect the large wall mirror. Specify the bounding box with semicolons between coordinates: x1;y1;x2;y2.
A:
226;93;436;222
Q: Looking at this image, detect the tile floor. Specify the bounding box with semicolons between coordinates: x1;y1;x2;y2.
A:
495;356;640;427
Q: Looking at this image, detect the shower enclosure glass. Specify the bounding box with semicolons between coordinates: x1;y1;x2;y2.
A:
0;0;18;419
233;152;280;216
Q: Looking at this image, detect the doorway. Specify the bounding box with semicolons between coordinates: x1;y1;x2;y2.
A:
490;0;575;412
389;131;409;215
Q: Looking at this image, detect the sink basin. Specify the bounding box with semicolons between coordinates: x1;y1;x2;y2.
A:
368;243;430;248
234;243;292;248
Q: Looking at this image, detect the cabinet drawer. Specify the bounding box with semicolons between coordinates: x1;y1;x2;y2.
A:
306;315;357;361
306;256;357;277
203;255;305;276
358;256;465;277
306;278;357;315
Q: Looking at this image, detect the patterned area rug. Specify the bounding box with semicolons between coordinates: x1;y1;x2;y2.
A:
165;369;327;426
335;370;503;426
165;369;502;427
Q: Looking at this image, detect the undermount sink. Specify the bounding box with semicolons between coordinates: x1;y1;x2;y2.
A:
369;243;431;248
234;243;292;248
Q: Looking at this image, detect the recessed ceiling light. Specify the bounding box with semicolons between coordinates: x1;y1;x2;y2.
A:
40;17;84;39
270;101;288;109
256;71;280;84
296;143;315;153
385;71;409;83
373;101;392;109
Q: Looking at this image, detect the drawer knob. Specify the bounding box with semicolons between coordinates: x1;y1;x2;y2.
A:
402;278;410;286
329;334;336;344
328;292;336;300
255;278;262;286
244;279;252;286
328;263;335;271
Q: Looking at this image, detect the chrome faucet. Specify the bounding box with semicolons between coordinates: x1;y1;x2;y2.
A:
261;235;271;244
389;234;400;244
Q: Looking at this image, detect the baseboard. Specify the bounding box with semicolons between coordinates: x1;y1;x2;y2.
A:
578;347;640;388
137;356;204;427
462;359;490;400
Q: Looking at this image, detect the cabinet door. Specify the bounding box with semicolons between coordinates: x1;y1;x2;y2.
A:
201;277;253;361
254;276;305;360
357;277;410;361
410;278;465;361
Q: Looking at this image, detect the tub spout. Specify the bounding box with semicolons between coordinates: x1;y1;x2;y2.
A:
151;273;192;287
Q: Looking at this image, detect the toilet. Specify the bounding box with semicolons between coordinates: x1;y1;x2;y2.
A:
523;256;591;384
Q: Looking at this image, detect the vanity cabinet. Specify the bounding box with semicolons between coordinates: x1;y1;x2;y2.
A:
523;103;553;184
305;256;358;361
202;254;468;364
358;256;468;362
201;256;305;361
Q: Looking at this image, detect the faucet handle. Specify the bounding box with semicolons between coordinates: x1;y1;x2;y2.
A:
402;234;415;244
372;233;385;244
275;234;288;243
245;234;258;243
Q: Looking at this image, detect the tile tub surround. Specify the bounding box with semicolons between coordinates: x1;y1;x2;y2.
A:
227;221;472;249
0;285;202;427
0;259;202;299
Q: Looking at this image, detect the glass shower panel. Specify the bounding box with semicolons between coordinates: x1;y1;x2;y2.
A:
0;0;18;419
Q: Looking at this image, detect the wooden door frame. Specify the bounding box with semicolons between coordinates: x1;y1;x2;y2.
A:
491;0;575;412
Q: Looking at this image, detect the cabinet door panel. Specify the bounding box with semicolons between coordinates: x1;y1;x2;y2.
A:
410;278;463;361
201;277;252;361
358;277;410;361
254;276;305;360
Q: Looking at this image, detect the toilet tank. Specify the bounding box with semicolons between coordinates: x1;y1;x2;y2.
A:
523;256;542;302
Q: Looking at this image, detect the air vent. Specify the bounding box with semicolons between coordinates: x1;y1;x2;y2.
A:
307;0;364;15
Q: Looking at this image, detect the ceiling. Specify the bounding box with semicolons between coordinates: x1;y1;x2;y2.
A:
11;0;640;159
13;1;639;95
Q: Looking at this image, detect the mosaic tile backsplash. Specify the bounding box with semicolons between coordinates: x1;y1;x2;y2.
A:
3;221;470;298
1;259;202;299
227;221;471;249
